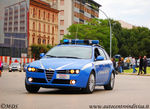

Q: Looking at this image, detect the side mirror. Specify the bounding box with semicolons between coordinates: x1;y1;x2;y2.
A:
96;56;104;61
40;53;45;58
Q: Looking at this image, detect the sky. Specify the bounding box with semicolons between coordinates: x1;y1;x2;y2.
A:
94;0;150;29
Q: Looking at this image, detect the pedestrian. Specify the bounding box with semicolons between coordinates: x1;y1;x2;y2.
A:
143;56;147;74
0;59;2;77
131;57;137;73
121;57;124;72
126;57;131;69
118;58;123;73
138;56;143;75
112;58;118;74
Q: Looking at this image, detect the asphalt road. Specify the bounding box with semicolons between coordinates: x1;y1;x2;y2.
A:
0;71;150;109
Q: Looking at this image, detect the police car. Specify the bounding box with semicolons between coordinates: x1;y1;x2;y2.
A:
25;39;115;93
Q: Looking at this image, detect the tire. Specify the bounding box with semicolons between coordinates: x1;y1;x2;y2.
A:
25;79;40;93
104;72;115;90
82;72;95;94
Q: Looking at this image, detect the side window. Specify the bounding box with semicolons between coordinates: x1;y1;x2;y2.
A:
98;48;107;60
103;50;110;60
94;48;100;59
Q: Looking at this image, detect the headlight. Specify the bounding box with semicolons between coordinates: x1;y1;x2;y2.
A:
69;69;80;74
28;67;36;72
70;70;75;74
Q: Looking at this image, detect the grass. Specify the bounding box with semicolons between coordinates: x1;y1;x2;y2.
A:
124;67;150;74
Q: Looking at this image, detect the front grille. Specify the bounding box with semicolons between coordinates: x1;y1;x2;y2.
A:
45;70;55;82
52;79;70;84
36;69;44;73
31;78;47;83
57;70;69;74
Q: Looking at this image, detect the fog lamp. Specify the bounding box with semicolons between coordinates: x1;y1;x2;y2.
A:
70;80;76;85
28;78;33;82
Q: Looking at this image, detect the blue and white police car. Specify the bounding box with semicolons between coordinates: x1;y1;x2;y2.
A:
25;39;115;93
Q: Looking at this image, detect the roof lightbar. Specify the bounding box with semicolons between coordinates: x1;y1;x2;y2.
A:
63;39;99;45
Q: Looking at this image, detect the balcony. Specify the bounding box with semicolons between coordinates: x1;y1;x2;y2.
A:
4;23;7;26
4;17;8;21
14;9;18;13
14;27;18;32
20;27;25;32
4;28;7;32
8;27;12;32
14;22;18;26
9;17;13;21
14;16;18;20
5;13;8;16
20;17;25;22
9;12;13;15
9;22;12;26
20;14;25;17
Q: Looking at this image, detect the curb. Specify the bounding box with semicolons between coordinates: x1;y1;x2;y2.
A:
118;73;150;76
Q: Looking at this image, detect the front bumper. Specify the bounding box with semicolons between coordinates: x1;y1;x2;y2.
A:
9;68;21;71
26;70;90;88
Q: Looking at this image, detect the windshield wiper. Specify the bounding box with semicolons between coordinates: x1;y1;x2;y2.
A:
46;55;58;58
46;55;81;59
56;56;81;59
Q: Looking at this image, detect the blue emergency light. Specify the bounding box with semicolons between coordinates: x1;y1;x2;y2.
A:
63;39;99;45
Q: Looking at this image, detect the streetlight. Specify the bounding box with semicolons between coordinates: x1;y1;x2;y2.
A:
85;3;112;58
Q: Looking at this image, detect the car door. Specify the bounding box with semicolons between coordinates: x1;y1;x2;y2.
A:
99;49;112;83
94;48;106;85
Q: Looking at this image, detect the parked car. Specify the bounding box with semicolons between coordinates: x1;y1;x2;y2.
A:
24;63;30;72
114;54;121;59
9;63;22;72
147;58;150;67
25;39;115;94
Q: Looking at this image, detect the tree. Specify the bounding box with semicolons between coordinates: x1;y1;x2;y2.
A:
31;44;53;60
64;18;119;56
112;20;150;58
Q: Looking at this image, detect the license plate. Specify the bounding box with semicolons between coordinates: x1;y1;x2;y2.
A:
56;74;70;79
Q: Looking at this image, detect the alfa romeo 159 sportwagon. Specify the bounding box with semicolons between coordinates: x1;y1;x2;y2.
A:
25;39;115;93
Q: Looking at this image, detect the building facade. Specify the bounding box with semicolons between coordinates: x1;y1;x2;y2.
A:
29;0;59;46
0;0;28;57
0;0;59;57
55;0;101;40
29;0;59;55
118;20;135;29
41;0;58;9
42;0;101;41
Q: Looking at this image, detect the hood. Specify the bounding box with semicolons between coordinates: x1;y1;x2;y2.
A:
29;58;92;70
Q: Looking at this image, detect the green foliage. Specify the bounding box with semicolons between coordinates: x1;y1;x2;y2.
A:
64;18;119;56
31;44;53;59
113;24;150;57
65;18;150;58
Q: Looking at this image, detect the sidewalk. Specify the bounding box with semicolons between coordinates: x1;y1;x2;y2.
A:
119;72;150;76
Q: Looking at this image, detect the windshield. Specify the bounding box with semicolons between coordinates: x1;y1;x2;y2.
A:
11;63;20;67
45;46;92;59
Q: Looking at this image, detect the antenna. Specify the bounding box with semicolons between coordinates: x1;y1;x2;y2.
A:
75;0;80;44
